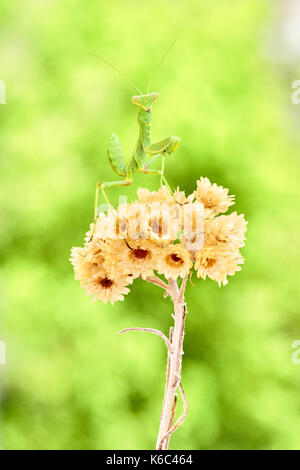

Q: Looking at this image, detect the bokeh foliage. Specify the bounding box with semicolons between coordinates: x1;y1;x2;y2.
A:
1;0;300;449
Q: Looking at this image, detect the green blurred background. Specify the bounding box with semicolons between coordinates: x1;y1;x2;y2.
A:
1;0;300;450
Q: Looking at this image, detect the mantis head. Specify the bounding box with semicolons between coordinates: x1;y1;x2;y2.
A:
131;92;159;112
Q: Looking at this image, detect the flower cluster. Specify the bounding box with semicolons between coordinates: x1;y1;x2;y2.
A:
70;178;247;304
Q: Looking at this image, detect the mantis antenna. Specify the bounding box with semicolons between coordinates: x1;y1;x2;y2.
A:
147;39;177;93
93;54;142;95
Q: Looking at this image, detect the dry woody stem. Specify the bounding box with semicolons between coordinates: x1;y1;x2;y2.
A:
156;277;188;449
119;274;189;450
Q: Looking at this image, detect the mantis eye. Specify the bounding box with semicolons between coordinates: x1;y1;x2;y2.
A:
151;92;159;103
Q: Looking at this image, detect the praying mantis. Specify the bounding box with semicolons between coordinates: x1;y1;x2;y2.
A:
93;43;181;222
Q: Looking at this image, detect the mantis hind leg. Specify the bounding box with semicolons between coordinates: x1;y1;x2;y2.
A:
94;179;132;221
139;155;172;193
140;155;186;205
142;135;180;193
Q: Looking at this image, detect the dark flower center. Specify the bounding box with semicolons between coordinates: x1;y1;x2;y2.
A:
171;253;182;263
167;253;184;266
204;258;216;268
133;248;149;259
202;197;216;209
99;277;114;288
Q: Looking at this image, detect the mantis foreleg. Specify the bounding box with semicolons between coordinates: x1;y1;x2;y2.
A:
144;136;180;157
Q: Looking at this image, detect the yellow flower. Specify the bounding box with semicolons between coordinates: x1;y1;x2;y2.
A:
94;210;119;240
147;203;181;245
181;232;204;254
85;210;119;242
119;194;187;245
71;184;247;302
70;246;88;278
70;239;106;281
204;212;247;249
106;239;160;279
156;244;192;279
173;187;195;205
194;177;235;216
84;271;132;304
137;185;174;205
117;202;149;240
179;202;204;252
194;246;244;286
71;240;132;303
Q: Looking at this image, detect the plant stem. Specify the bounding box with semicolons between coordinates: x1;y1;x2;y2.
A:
156;277;188;450
118;275;188;450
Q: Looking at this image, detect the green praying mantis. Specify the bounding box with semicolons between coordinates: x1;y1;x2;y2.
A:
93;42;181;223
